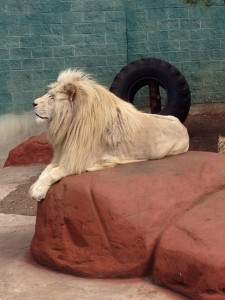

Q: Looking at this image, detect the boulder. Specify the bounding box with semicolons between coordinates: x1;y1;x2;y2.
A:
31;151;225;299
153;190;225;300
4;133;52;167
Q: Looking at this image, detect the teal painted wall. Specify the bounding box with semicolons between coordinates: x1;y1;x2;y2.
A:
0;0;224;114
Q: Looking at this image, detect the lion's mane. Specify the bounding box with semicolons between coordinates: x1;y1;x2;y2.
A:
47;69;142;174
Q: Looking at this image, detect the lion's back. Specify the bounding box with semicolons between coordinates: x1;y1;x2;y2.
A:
119;112;189;159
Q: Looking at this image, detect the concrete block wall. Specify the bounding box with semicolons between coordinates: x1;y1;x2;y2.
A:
0;0;127;114
127;0;225;104
0;0;225;114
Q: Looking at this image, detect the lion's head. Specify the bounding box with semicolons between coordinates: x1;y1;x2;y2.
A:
33;69;95;123
32;68;137;172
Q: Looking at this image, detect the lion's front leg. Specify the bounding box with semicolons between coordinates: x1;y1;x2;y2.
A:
29;164;68;201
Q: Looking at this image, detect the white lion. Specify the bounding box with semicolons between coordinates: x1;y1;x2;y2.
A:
29;69;189;201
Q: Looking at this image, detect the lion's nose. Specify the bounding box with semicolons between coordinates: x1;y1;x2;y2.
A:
33;102;37;107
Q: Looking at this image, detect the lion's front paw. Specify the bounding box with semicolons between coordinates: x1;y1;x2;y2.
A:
29;181;50;202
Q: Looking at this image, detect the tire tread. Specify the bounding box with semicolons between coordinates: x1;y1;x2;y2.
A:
110;58;191;123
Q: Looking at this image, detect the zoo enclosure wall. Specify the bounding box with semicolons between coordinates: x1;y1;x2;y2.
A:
0;0;225;115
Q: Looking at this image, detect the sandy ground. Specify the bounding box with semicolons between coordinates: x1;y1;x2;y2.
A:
0;165;44;216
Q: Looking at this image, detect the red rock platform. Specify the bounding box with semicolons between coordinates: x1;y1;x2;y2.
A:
30;151;225;300
4;133;52;167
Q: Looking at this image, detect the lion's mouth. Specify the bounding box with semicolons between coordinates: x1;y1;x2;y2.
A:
35;113;49;120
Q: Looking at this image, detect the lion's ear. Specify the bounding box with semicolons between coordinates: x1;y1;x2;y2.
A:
64;83;76;102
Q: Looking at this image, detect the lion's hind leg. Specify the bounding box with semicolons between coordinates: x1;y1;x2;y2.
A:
86;156;146;172
86;162;117;172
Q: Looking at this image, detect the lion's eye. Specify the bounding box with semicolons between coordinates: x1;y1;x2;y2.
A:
48;94;55;100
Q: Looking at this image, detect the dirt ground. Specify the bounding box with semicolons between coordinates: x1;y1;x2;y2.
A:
185;112;225;152
0;178;38;216
0;112;225;217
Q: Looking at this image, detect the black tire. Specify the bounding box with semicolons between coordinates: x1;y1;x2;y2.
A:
110;58;191;123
